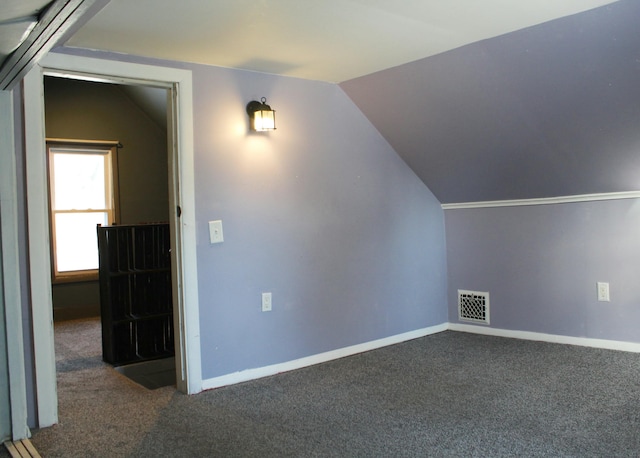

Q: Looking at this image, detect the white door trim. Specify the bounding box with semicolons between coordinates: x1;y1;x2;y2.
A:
24;53;202;427
23;67;58;428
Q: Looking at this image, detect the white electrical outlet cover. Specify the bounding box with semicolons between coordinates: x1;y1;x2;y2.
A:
262;292;272;311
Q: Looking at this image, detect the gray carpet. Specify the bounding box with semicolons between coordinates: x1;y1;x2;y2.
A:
30;318;640;457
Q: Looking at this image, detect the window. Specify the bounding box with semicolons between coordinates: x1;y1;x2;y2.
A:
48;140;119;282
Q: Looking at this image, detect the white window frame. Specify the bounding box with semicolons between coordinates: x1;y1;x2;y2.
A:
47;139;120;283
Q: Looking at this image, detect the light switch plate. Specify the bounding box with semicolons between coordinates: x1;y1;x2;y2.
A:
597;282;610;302
209;220;224;244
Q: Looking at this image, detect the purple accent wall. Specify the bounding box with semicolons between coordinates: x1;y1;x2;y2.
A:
445;199;640;343
341;0;640;203
190;65;447;378
42;0;640;384
48;48;449;379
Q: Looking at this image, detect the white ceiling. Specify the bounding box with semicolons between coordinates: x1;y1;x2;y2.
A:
64;0;618;83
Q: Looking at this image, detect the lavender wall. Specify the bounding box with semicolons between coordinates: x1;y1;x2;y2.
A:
338;0;640;347
48;48;449;380
445;199;640;343
341;0;640;203
190;65;447;378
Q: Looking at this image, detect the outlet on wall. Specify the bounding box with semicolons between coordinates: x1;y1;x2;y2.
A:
262;292;272;312
597;282;610;302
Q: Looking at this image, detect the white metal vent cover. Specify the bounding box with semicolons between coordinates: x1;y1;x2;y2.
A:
458;290;490;324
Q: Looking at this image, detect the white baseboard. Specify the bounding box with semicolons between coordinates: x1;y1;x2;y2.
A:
201;323;449;391
448;323;640;353
200;321;640;391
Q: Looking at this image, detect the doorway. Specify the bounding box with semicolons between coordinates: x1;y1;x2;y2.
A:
45;77;170;318
23;53;201;429
45;76;176;388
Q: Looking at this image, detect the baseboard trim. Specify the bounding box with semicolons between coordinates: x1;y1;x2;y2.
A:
448;323;640;353
201;323;449;391
201;322;640;391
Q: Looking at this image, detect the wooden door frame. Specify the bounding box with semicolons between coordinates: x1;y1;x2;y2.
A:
23;53;202;428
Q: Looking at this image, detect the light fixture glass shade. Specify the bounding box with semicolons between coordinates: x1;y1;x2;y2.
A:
247;97;276;131
254;109;275;131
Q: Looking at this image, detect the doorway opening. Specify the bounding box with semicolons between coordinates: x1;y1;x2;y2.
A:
44;76;176;388
23;53;201;428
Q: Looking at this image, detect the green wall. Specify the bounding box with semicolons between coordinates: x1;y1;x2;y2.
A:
44;77;169;320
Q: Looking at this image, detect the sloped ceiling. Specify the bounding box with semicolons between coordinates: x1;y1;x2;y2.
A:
341;0;640;203
119;85;168;132
64;0;616;83
56;0;639;204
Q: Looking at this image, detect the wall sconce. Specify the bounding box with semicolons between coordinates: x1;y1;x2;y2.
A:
246;97;276;132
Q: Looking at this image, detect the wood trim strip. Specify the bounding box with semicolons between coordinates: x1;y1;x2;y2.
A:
4;439;42;458
46;137;122;148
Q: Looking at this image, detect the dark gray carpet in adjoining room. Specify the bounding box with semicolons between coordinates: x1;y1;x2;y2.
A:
114;357;176;390
30;318;640;457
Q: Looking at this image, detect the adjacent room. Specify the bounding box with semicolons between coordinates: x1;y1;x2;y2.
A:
1;0;639;456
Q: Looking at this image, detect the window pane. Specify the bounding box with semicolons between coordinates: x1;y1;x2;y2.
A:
55;212;108;272
53;153;108;210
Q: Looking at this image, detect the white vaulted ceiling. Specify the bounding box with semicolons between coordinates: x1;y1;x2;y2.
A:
63;0;618;82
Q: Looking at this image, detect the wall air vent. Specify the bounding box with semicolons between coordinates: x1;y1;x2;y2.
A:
458;290;490;324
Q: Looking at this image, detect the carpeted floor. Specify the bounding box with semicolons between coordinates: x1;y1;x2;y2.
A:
30;318;640;457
